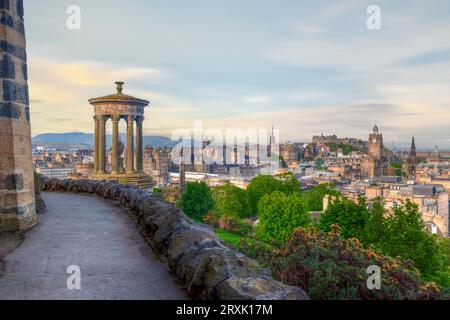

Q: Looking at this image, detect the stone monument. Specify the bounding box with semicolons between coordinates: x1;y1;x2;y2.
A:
89;82;153;189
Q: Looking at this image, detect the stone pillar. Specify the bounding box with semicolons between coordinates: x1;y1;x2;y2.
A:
98;116;106;173
135;117;144;173
111;115;120;175
93;116;99;173
126;115;134;174
0;0;37;231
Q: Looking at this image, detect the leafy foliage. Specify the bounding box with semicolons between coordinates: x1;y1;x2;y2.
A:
163;186;181;204
319;196;369;239
247;174;301;215
256;191;310;241
212;183;250;219
367;200;448;282
178;182;215;220
247;175;285;215
303;183;338;212
325;142;356;155
239;226;441;300
319;197;450;290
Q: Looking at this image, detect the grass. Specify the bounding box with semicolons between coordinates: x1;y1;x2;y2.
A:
215;229;245;247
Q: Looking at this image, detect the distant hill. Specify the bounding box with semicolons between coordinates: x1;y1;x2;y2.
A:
32;132;177;148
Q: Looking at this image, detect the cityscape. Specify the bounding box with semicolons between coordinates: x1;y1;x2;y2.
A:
1;0;450;307
33;119;450;238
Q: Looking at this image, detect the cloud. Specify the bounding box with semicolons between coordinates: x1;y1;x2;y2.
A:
242;96;273;104
400;48;450;66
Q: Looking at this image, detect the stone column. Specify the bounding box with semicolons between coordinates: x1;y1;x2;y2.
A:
135;117;144;173
98;116;107;173
93;116;99;173
0;0;36;231
111;115;120;175
126;115;134;174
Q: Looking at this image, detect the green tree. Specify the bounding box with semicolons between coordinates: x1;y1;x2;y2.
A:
178;182;215;220
319;196;369;240
247;175;285;215
362;197;388;246
247;174;302;215
213;183;249;219
256;191;310;241
325;142;355;155
277;172;301;195
375;200;447;280
303;183;338;212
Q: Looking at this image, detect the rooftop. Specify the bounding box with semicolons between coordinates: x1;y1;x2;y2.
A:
88;82;150;107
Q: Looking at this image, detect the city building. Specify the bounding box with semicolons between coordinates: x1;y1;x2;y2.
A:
361;125;388;179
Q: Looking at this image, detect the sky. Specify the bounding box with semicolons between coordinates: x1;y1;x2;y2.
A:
25;0;450;149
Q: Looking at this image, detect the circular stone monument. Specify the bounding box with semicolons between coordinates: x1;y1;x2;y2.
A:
89;82;153;189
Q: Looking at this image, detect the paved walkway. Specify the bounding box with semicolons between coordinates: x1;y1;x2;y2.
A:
0;192;185;300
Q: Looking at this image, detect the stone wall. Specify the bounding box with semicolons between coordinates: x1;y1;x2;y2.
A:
40;176;309;300
0;0;36;231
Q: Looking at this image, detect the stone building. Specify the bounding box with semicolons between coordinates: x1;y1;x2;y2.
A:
280;143;299;166
145;146;172;188
361;125;388;179
404;136;417;177
0;0;36;231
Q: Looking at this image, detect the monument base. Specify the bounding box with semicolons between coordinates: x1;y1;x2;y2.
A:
91;172;155;190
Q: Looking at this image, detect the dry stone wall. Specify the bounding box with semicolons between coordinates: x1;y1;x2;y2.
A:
40;176;309;300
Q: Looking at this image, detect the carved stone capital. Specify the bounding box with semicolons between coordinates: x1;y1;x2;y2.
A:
111;114;121;123
135;116;144;124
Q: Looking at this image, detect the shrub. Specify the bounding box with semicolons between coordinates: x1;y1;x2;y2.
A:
319;196;369;240
239;226;441;300
247;175;284;215
303;183;338;211
256;191;310;241
178;182;215;220
163;186;181;204
213;183;249;219
203;210;220;228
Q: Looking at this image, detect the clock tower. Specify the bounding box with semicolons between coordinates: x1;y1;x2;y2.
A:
361;124;388;179
368;124;383;160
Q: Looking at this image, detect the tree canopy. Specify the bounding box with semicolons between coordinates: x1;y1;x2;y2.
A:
213;183;249;219
256;191;310;241
178;182;215;220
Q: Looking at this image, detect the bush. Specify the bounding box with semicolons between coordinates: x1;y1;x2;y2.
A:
303;183;338;211
319;197;450;289
203;210;220;228
213;183;249;219
178;182;215;220
239;226;441;300
163;186;181;204
247;174;301;215
218;215;240;232
247;175;284;215
319;196;369;240
256;191;310;241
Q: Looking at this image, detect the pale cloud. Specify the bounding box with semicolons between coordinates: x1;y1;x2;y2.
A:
242;96;273;104
24;0;450;148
